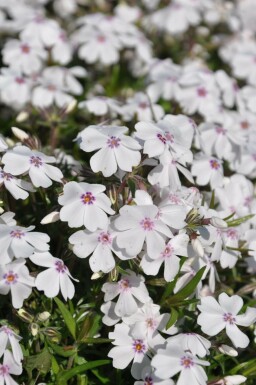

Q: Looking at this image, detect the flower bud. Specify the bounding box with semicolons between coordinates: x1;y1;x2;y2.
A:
65;100;77;114
91;272;104;280
37;311;51;322
224;375;247;385
17;308;34;323
12;126;29;140
30;323;39;336
219;344;238;357
0;207;4;214
210;217;227;229
43;327;61;343
40;212;60;225
15;111;29;123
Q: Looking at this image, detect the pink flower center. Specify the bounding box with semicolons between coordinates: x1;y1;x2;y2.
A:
97;35;106;43
180;356;194;368
157;133;167;144
10;229;25;239
210;159;220;170
107;136;121;148
30;156;43;167
244;196;252;207
139;102;148;109
0;364;10;376
132;339;146;354
55;260;67;273
140;217;154;231
161;245;174;258
197;87;207;97
146;317;157;330
81;192;95;205
223;312;236;324
118;278;130;291
15;77;25;84
47;84;57;92
21;44;30;54
168;194;181;204
98;231;112;245
226;228;238;240
4;271;18;285
215;126;226;135
2;326;13;336
0;171;13;181
144;376;154;385
240;121;249;130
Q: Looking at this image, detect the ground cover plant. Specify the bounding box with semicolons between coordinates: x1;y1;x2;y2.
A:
0;0;256;384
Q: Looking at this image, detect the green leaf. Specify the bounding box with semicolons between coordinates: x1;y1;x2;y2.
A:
209;190;215;209
127;179;136;197
227;214;254;227
24;348;52;378
48;341;77;357
56;360;111;385
77;312;101;342
54;297;76;340
160;256;187;304
79;338;112;344
166;266;206;305
166;308;179;329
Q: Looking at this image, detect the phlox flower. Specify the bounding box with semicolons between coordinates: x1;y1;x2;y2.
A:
0;223;50;264
58;181;115;230
0;167;34;200
114;204;172;258
0;350;22;385
2;145;63;188
166;333;211;358
2;38;47;75
0;259;34;308
141;233;189;282
20;14;60;47
191;154;224;189
151;339;210;385
108;322;150;379
102;270;150;317
0;326;23;363
197;293;256;348
121;92;164;122
0;68;31;108
134;366;174;385
0;136;8;152
0;212;16;226
69;225;122;273
30;252;78;301
79;125;141;177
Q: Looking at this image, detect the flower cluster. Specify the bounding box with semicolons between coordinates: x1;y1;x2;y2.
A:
0;0;256;385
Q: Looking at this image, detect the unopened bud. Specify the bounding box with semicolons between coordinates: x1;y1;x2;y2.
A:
43;327;61;343
40;212;60;225
210;217;227;229
0;207;4;214
16;111;29;123
91;272;103;280
30;323;39;336
219;344;238;357
191;238;204;258
17;308;34;323
37;311;51;322
65;100;77;114
12;126;29;141
224;375;247;385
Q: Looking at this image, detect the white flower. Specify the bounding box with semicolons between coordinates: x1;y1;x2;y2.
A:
134;366;175;385
0;326;23;363
0;259;34;308
141;233;189;282
0;350;22;385
108;322;150;379
2;38;47;75
151;339;209;385
166;333;211;358
69;226;118;273
79;125;141;177
21;14;60;47
0;167;34;200
2;145;63;188
58;181;115;230
102;270;150;317
114;204;172;258
197;293;256;348
0;68;31;108
30;252;78;301
121;92;164;122
0;223;50;264
191;154;224;189
0;136;8;152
